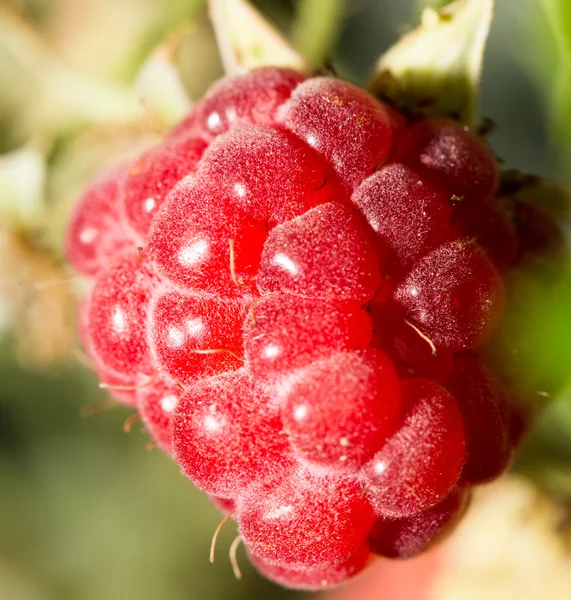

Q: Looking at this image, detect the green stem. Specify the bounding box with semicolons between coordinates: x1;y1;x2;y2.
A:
291;0;345;67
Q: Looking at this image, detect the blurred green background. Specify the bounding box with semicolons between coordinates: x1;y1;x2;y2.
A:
1;1;571;599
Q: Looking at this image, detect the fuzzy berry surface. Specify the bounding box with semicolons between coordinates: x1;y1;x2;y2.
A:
66;66;557;591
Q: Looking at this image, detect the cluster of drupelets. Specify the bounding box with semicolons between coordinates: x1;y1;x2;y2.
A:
66;67;562;590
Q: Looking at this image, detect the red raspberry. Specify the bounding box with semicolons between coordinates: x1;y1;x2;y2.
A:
244;294;372;385
280;350;401;471
137;376;182;454
78;296;139;406
122;135;207;237
395;117;499;206
249;543;370;590
352;163;452;276
393;239;504;351
66;65;556;590
171;369;292;498
208;495;236;515
237;470;375;568
362;378;466;518
446;353;512;484
369;486;470;559
278;77;394;191
81;252;158;378
92;363;139;407
65;167;136;276
513;201;567;273
148;178;267;295
198;66;306;136
149;290;248;384
257;202;383;302
168;107;207;141
370;302;454;383
194;125;343;224
453;201;518;271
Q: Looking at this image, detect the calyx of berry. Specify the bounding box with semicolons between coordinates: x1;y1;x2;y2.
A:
208;0;311;75
368;0;494;125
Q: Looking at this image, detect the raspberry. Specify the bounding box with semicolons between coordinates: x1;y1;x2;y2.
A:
65;167;135;276
78;296;139;406
369;485;470;559
122;135;207;238
362;378;466;518
249;543;370;590
168;107;206;141
244;294;372;385
171;369;292;497
93;363;139;407
194;125;342;224
199;66;306;136
280;350;401;471
149;126;343;295
82;252;157;378
66;63;557;591
149;178;267;295
136;376;182;454
446;353;512;484
149;290;248;384
257;202;383;302
453;201;518;271
352;163;452;276
237;470;375;568
279;77;393;191
513;201;567;273
507;403;534;451
208;495;236;515
393;239;504;351
370;302;454;383
395;117;498;206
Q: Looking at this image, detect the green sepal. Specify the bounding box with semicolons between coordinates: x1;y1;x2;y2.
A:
208;0;311;74
368;0;494;126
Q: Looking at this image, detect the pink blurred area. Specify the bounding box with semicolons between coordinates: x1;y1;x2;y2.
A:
326;549;441;600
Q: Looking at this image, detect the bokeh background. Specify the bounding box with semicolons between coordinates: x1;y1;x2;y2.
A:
1;1;571;599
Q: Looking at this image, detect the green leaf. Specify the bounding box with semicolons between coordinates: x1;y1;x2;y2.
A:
368;0;494;126
208;0;311;74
